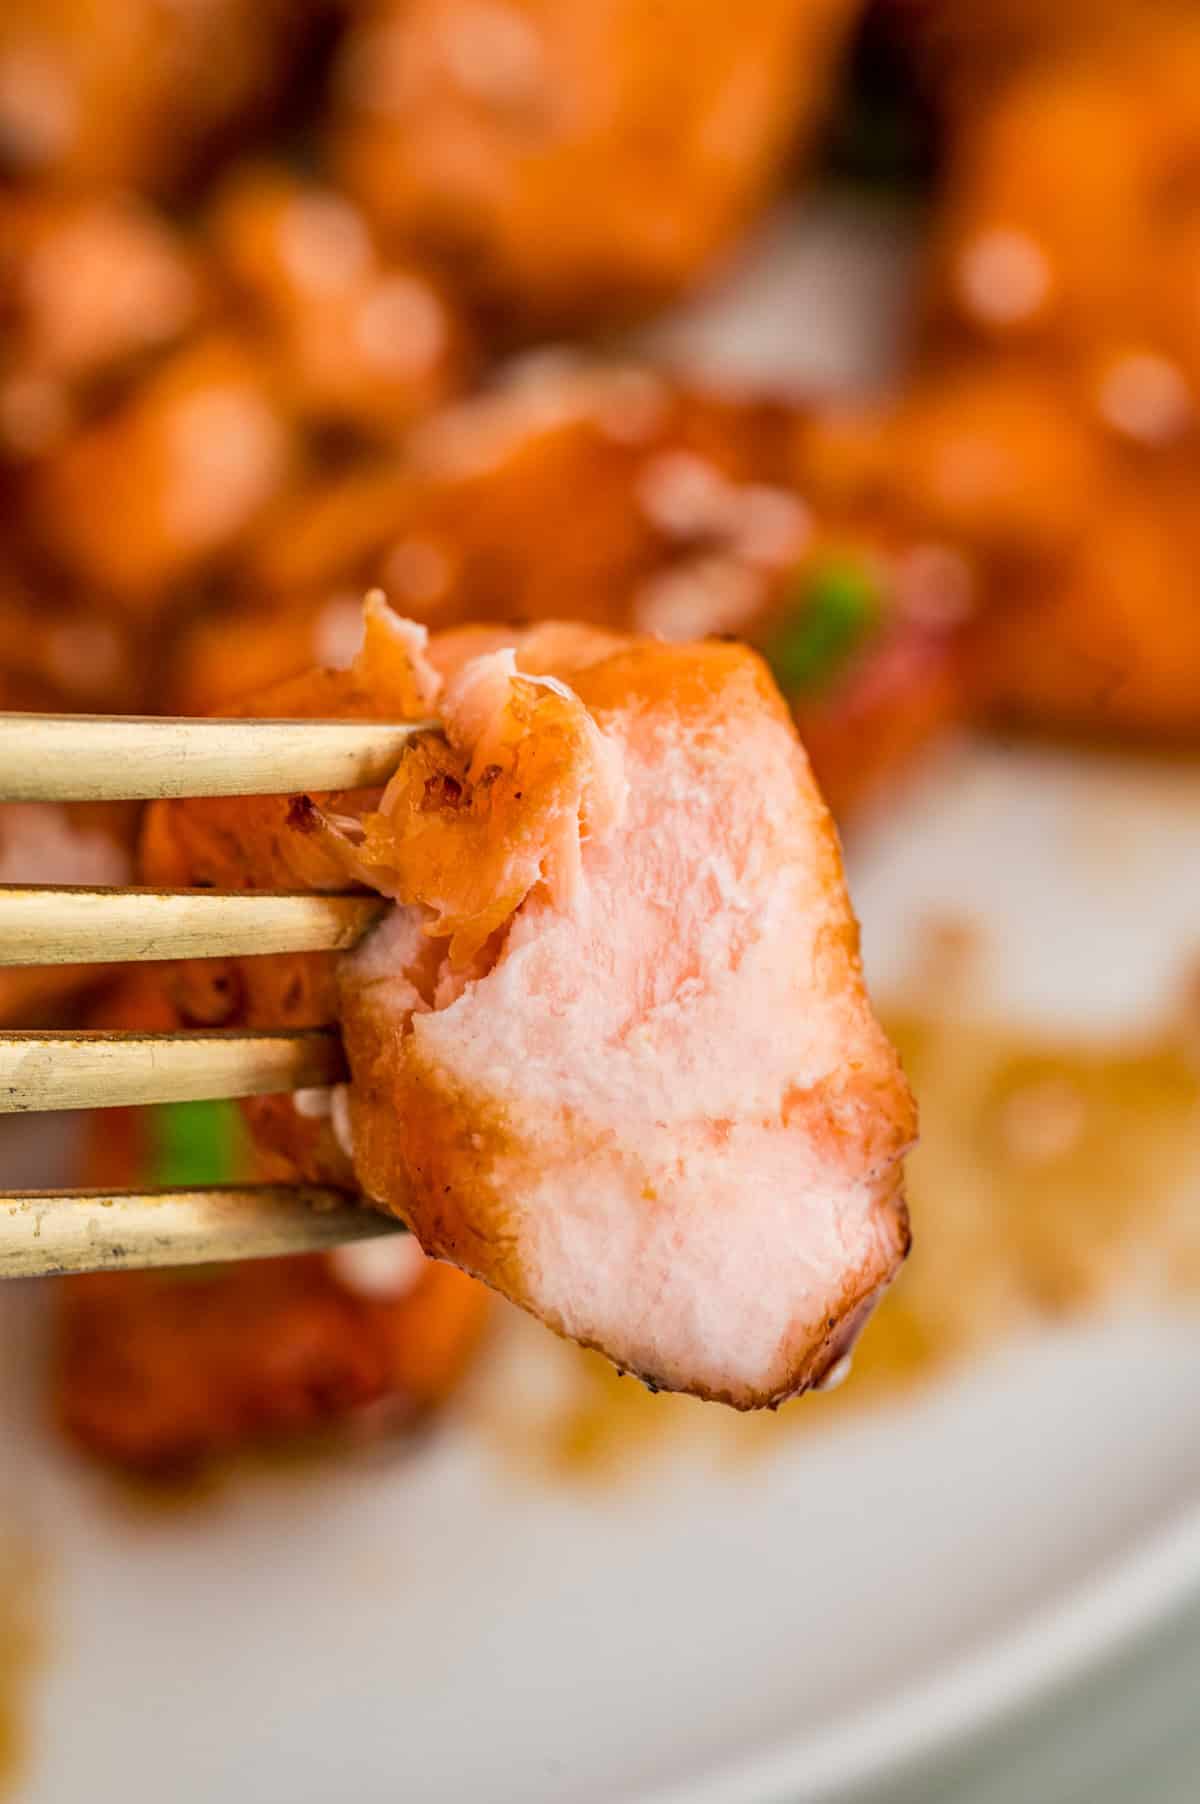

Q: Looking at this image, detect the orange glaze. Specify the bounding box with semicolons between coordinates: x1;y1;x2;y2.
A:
167;363;969;822
207;164;474;446
28;334;298;615
798;355;1200;740
0;0;305;193
0;190;205;463
899;17;1200;737
325;0;861;330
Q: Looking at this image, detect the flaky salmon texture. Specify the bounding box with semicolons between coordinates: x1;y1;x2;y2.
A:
147;597;916;1408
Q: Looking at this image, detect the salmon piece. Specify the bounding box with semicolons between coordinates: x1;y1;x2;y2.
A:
29;334;296;615
0;0;304;195
55;1256;489;1478
147;599;915;1408
206;163;473;445
0;190;205;462
53;973;491;1478
170;361;968;820
325;0;861;329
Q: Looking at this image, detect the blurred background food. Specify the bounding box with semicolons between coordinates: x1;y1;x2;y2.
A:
2;2;1200;1796
0;0;1196;1462
0;0;1196;1456
54;976;490;1478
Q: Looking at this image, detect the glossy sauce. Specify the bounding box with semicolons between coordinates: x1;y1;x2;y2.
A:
0;1541;38;1796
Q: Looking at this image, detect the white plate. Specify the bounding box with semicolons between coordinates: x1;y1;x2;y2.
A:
6;203;1200;1803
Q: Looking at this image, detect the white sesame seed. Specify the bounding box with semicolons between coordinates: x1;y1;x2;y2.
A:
733;486;812;567
381;537;452;605
163;385;289;548
311;594;368;669
439;3;545;108
0;51;76;166
637;452;736;541
957;229;1051;327
354;275;446;373
331;1084;355;1160
293;1086;334;1120
814;1354;853;1393
635;556;763;641
1096;351;1193;445
330;1233;426;1299
278;194;372;294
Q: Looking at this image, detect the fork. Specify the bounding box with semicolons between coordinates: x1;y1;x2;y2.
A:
0;710;433;1280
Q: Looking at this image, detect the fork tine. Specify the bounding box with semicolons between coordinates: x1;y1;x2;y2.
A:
0;1184;405;1277
0;1029;347;1113
0;886;386;965
0;713;435;802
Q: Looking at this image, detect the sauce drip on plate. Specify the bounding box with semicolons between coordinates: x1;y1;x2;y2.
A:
0;1539;39;1796
473;1002;1200;1479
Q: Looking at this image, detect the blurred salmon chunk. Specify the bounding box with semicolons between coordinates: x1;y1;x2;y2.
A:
170;358;970;822
327;0;860;329
55;977;490;1478
148;598;915;1408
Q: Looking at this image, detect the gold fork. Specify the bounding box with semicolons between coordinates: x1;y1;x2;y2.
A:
0;711;432;1280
